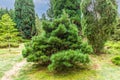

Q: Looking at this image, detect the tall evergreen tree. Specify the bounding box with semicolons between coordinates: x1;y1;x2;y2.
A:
81;0;118;53
47;0;54;20
15;0;36;39
47;0;81;29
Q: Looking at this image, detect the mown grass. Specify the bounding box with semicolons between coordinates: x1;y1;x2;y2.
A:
0;47;23;79
13;63;97;80
13;41;120;80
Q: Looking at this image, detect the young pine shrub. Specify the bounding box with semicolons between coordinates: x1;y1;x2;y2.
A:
0;14;22;48
22;12;93;71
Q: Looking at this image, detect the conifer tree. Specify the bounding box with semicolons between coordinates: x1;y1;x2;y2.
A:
47;0;81;29
0;14;19;49
81;0;118;53
22;12;92;71
47;0;54;20
15;0;36;39
0;14;17;41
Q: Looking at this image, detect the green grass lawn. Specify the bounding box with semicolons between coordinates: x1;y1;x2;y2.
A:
0;42;119;80
13;41;120;80
0;47;23;79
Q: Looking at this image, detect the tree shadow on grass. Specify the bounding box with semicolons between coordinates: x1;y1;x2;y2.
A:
14;62;97;80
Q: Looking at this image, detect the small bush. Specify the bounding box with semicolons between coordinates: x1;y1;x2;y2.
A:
112;56;120;65
48;50;90;71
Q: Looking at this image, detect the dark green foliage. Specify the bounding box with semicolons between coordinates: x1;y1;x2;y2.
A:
112;19;120;41
48;0;80;18
47;0;81;29
47;0;54;20
23;12;92;71
15;0;36;39
112;56;120;66
48;50;90;71
81;0;118;53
